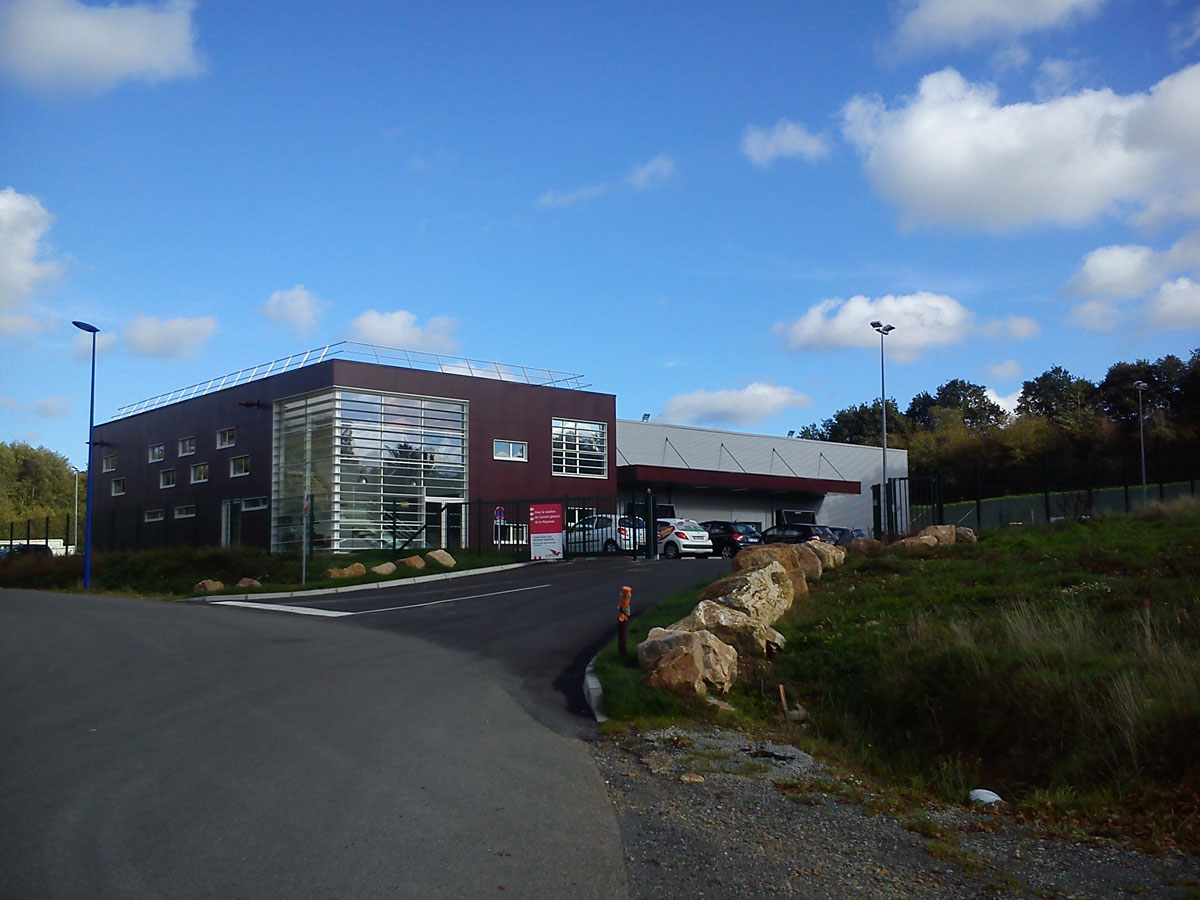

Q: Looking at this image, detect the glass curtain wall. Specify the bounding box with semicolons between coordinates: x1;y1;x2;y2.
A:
273;388;468;552
272;389;337;552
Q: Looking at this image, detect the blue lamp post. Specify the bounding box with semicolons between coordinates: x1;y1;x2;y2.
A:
72;320;99;589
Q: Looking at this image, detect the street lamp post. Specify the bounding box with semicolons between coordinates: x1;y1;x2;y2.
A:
1133;380;1148;507
72;466;79;554
870;321;896;539
72;321;99;589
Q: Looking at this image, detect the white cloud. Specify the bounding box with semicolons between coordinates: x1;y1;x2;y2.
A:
0;187;59;329
1069;298;1120;332
842;63;1200;231
0;312;48;337
985;387;1021;415
662;382;812;428
1171;7;1200;56
32;395;70;418
1065;231;1200;328
978;315;1041;339
536;184;608;209
990;44;1031;75
349;309;456;353
985;359;1022;380
893;0;1105;53
741;119;830;167
775;291;973;362
625;155;676;190
1147;277;1200;330
1066;244;1162;298
1033;58;1082;100
0;0;202;92
259;284;327;335
72;329;118;360
125;315;216;357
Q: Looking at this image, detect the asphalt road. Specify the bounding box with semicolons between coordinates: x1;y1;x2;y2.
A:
0;556;725;899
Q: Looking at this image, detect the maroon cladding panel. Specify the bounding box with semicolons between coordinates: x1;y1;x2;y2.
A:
91;360;617;550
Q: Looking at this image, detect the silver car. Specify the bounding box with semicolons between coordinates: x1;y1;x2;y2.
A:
566;514;646;553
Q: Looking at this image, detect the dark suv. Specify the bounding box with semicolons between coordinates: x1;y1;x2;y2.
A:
698;521;763;558
760;523;835;544
0;544;54;562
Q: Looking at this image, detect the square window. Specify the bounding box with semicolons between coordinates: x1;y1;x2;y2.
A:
217;427;236;449
551;418;607;478
190;463;209;484
230;455;250;477
493;439;528;462
111;478;126;496
174;505;196;519
148;443;165;463
144;509;164;523
102;454;117;473
159;469;176;489
178;436;196;456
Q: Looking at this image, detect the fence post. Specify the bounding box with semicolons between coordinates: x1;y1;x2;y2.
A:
1085;454;1094;514
44;515;50;546
974;460;983;532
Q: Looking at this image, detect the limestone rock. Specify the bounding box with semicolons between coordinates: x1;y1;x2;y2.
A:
955;526;978;544
370;562;397;576
918;524;957;546
849;536;885;555
679;772;706;784
194;579;224;592
668;599;783;658
791;542;824;582
808;540;839;569
704;696;736;713
425;549;457;568
710;560;793;627
890;535;937;552
235;577;260;588
724;543;812;595
399;555;426;570
326;562;367;579
638;628;738;696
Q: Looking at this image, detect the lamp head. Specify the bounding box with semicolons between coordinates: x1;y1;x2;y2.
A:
1133;380;1148;390
787;430;795;438
869;320;882;329
72;320;99;334
641;412;650;422
881;324;895;335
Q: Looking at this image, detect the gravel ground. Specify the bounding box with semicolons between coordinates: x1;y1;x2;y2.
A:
586;726;1200;899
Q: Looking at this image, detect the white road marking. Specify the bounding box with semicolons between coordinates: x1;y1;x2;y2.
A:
351;584;551;614
213;584;551;617
213;601;353;617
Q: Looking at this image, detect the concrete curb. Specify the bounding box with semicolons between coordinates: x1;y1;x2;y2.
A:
583;652;608;723
195;560;542;603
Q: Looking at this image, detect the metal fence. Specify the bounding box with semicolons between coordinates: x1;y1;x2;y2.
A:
2;515;76;554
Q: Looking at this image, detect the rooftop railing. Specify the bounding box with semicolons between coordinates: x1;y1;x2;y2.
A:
113;342;589;419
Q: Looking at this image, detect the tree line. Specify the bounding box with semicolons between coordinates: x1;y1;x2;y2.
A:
799;348;1200;483
0;442;83;529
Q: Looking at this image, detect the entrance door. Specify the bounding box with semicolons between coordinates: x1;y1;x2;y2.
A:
424;499;465;549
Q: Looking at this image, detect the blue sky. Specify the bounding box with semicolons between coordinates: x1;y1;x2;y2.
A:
2;0;1199;469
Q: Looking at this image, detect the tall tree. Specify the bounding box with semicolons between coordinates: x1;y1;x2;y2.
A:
908;379;1006;434
0;442;80;526
797;400;906;446
1016;366;1100;440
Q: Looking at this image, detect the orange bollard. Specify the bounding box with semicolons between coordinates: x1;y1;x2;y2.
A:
617;585;632;658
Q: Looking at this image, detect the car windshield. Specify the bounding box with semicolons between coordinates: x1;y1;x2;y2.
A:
618;517;645;528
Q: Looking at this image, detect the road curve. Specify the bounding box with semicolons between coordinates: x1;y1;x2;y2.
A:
0;589;627;900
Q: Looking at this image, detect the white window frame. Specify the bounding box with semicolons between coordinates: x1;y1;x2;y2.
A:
229;455;250;478
493;439;528;462
174;505;196;519
216;427;236;449
144;509;165;523
493;521;529;545
159;468;176;489
190;462;209;484
111;478;126;496
551;418;608;479
178;436;196;456
148;443;165;464
241;496;268;511
102;454;117;473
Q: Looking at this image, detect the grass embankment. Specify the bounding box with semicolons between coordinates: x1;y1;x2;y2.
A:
0;545;527;598
596;499;1200;850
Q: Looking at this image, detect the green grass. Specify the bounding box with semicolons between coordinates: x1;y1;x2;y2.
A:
0;545;528;597
598;497;1200;849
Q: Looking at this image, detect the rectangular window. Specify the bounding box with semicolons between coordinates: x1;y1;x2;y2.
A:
190;462;209;484
159;469;176;489
551;418;607;478
217;427;236;449
241;496;268;511
148;443;165;463
111;478;126;496
493;439;528;462
144;509;164;523
494;521;529;545
174;505;196;519
102;454;116;473
230;455;250;477
178;436;196;456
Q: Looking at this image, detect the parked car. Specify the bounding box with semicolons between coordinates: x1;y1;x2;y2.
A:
760;523;835;544
699;521;763;558
656;519;713;559
0;543;54;562
566;514;646;554
825;526;870;547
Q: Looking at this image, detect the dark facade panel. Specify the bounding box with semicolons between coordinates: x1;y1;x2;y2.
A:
617;464;860;495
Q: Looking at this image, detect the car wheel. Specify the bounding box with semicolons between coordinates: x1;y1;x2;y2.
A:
663;541;680;560
603;539;619;553
720;544;736;559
